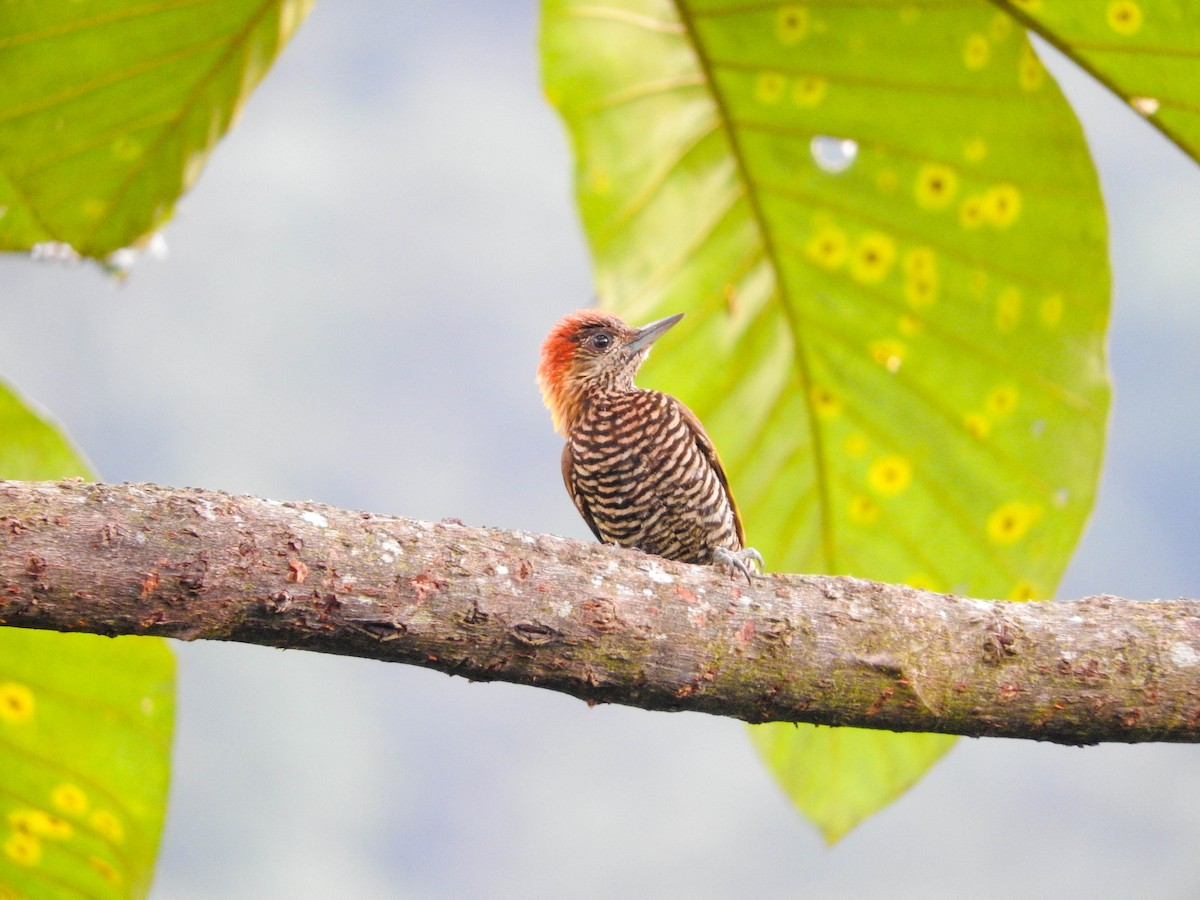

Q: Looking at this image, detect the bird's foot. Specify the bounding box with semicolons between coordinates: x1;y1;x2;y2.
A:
714;546;764;584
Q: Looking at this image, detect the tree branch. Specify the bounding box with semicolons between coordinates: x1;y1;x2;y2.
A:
1;480;1197;744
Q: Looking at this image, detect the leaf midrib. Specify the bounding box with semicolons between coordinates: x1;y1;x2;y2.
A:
674;0;838;571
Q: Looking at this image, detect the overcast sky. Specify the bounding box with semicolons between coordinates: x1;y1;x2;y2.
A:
2;2;1200;897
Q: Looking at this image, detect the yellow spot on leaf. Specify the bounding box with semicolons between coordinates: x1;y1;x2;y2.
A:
1107;0;1143;35
914;163;958;210
996;286;1023;332
51;784;89;817
755;72;786;104
898;313;923;336
903;246;936;277
963;33;990;70
9;810;71;841
903;271;937;308
3;832;40;867
850;232;897;284
898;5;919;24
964;413;991;440
869;338;905;372
984;184;1022;227
904;273;938;308
987;502;1042;544
810;385;841;418
963;137;988;162
90;856;123;888
775;6;810;45
0;884;21;900
1008;581;1040;602
1018;43;1045;91
988;13;1013;41
792;75;827;107
986;385;1019;418
40;814;73;840
845;433;868;457
0;683;34;723
849;494;879;524
959;195;985;229
875;169;898;193
90;810;124;845
805;225;848;269
1040;294;1064;328
869;455;913;496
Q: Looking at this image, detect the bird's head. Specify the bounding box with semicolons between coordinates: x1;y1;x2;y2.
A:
537;309;683;434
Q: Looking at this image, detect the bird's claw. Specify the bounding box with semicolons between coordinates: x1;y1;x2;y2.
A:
714;546;764;584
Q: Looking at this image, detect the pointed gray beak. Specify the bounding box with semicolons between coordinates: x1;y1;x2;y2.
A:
626;312;684;354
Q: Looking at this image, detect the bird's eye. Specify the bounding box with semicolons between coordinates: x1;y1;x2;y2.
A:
590;332;612;351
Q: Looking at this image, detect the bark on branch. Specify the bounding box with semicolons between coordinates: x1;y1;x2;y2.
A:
1;480;1198;744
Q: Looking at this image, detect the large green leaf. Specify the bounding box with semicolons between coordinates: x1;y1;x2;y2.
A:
0;631;174;900
749;724;953;844
0;385;93;480
1002;0;1200;163
0;381;175;898
0;0;314;261
542;0;1109;839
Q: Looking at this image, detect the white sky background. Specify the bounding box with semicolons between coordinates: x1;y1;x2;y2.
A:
2;2;1200;897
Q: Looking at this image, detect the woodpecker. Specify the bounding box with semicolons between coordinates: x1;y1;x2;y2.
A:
538;309;762;580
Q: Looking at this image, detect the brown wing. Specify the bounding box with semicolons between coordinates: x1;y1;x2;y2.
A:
674;401;747;547
561;441;604;542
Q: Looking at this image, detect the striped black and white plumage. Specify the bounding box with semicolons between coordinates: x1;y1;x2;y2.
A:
537;309;761;579
564;388;743;565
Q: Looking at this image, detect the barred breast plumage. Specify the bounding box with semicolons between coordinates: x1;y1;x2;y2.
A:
564;389;743;565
